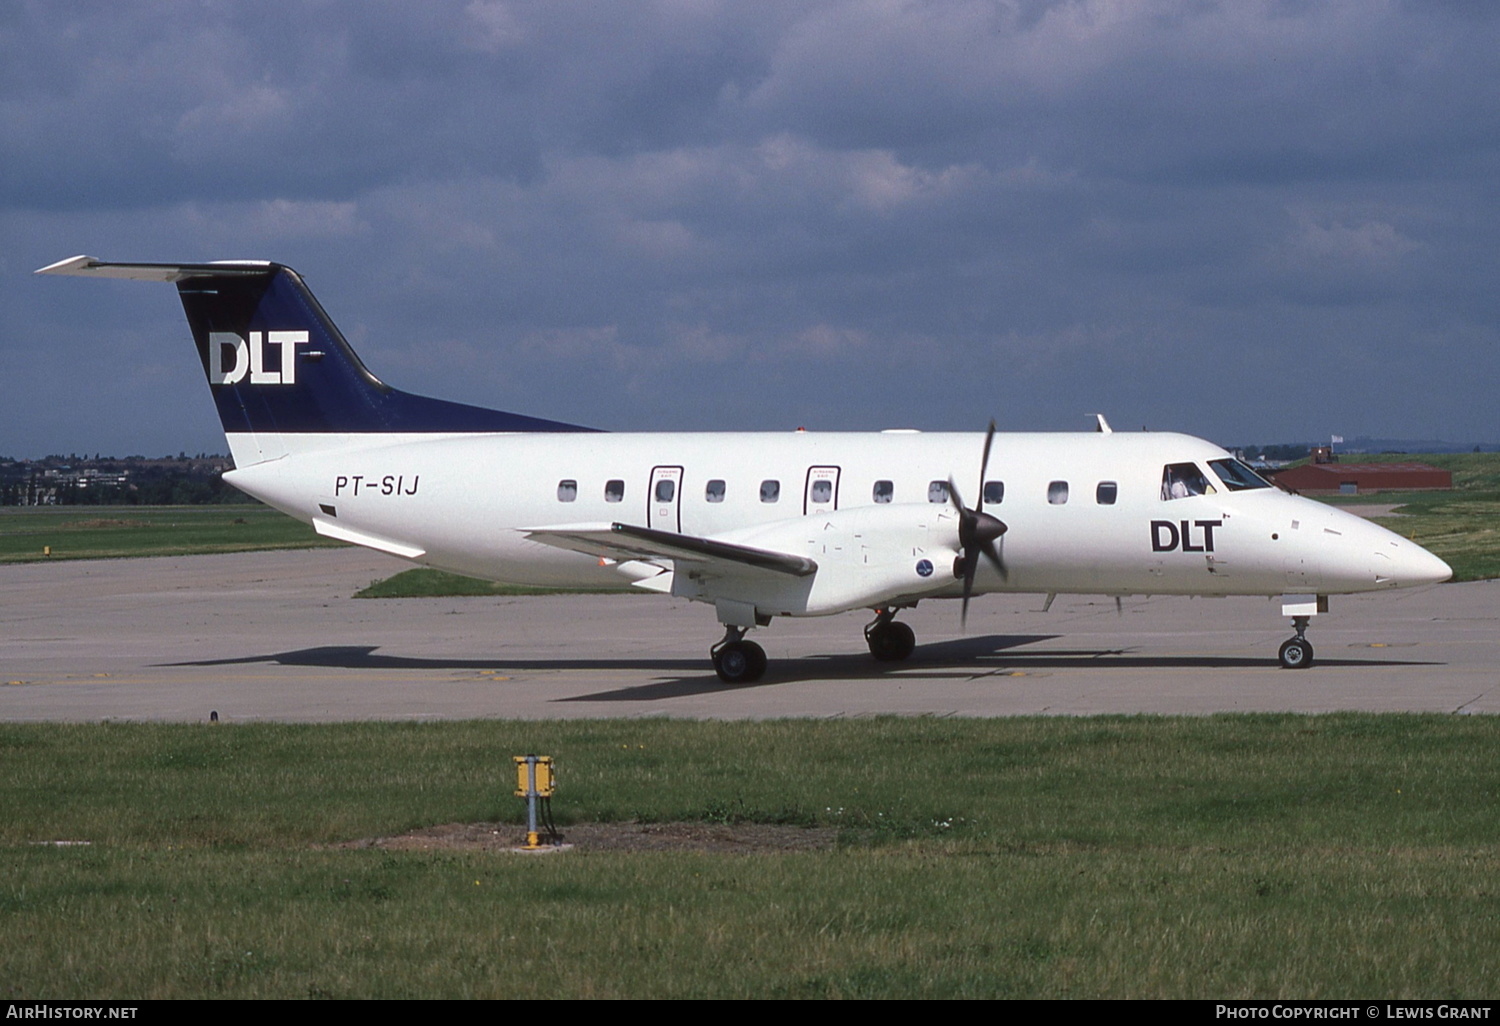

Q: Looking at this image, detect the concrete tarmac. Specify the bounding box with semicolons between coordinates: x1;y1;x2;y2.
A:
2;548;1496;722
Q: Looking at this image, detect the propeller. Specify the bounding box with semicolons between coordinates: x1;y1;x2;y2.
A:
948;419;1008;628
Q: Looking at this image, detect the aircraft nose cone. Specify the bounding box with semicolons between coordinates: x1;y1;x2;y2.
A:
1394;543;1452;586
1324;506;1452;590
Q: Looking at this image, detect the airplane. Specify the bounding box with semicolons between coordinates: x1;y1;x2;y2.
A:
36;255;1454;681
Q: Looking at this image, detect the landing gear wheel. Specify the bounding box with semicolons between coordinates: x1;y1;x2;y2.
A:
713;640;767;683
1278;637;1314;670
866;621;916;662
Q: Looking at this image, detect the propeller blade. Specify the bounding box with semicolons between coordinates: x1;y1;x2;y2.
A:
979;538;1007;582
946;475;967;520
960;548;980;628
976;419;996;511
955;421;1007;628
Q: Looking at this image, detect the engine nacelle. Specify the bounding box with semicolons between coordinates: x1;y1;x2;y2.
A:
671;503;963;616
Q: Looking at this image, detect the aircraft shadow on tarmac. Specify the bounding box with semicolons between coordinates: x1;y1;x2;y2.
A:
164;634;1442;703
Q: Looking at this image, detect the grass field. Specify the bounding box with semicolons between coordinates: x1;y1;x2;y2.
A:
0;505;336;563
3;715;1499;999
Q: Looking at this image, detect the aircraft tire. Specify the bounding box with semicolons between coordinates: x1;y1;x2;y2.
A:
1278;638;1314;670
867;621;917;662
713;640;767;683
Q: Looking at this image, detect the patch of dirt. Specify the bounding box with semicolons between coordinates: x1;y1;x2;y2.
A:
63;518;147;529
343;821;838;854
1341;504;1408;519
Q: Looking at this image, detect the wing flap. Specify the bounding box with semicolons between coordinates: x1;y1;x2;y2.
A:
526;522;816;577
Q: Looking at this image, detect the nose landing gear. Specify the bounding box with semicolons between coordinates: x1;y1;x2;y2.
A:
1278;615;1314;669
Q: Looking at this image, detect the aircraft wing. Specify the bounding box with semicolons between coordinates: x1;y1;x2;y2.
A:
525;523;817;577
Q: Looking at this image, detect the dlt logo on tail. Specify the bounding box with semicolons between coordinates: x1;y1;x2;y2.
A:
208;331;308;385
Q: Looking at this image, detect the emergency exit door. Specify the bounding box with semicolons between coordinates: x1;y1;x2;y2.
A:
804;466;841;515
648;465;683;533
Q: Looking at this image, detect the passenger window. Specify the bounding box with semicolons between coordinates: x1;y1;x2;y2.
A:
1096;481;1118;505
1161;462;1215;500
760;480;780;503
983;481;1004;505
810;479;832;503
655;479;675;503
873;480;894;504
928;481;950;504
705;479;726;503
1048;481;1069;505
557;480;577;502
604;479;624;503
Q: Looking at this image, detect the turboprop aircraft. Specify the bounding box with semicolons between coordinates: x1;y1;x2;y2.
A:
37;255;1453;681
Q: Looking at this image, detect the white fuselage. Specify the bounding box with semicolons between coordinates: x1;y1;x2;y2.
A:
224;428;1451;616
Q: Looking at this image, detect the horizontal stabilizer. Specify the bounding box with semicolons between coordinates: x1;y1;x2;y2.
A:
36;256;274;282
526;523;817;577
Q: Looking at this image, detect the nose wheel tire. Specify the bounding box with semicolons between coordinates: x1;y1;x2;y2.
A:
712;640;767;683
1278;637;1314;670
866;621;916;662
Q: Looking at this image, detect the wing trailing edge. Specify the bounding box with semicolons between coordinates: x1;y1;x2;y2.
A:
526;523;818;578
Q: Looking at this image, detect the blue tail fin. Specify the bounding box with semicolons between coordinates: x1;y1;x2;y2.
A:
37;256;593;461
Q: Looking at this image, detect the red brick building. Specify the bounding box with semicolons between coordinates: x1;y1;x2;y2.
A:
1269;461;1452;495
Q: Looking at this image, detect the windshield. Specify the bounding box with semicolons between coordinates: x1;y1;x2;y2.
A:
1208;458;1272;491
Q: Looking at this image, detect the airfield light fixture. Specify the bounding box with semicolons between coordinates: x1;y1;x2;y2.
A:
513;754;559;850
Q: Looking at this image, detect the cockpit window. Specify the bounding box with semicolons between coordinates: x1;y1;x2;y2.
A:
1208;458;1272;491
1161;462;1216;500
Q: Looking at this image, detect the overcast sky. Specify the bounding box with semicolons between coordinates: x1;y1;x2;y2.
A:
3;0;1497;458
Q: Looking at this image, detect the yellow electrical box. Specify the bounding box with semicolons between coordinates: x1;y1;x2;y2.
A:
513;755;555;797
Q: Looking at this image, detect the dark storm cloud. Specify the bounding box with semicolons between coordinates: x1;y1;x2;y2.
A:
4;0;1498;457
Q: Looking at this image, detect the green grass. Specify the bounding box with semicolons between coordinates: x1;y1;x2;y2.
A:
1314;453;1500;581
354;568;626;598
3;715;1499;998
0;505;337;563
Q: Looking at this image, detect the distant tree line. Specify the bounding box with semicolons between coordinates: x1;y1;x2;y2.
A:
0;454;246;506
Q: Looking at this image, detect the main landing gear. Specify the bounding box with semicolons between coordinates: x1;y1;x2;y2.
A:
711;625;767;684
865;608;916;662
709;609;918;683
1278;615;1314;670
